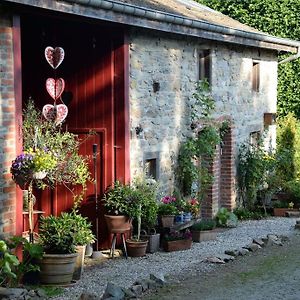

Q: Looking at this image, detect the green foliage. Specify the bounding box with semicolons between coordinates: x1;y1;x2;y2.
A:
21;100;91;204
284;179;300;203
237;140;280;211
0;240;19;287
191;219;216;231
216;207;238;227
157;203;178;216
38;211;95;253
233;207;266;220
276;113;300;182
272;200;289;208
177;81;225;200
6;236;43;285
197;0;300;118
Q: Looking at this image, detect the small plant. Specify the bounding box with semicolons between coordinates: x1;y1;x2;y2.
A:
6;236;43;285
158;196;178;216
191;219;216;231
233;207;266;220
164;229;192;241
216;207;238;227
272;200;289;208
102;181;134;216
0;240;19;287
288;201;295;209
185;198;201;217
192;219;216;231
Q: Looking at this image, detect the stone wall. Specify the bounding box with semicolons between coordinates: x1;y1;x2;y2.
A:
128;29;278;210
0;13;17;237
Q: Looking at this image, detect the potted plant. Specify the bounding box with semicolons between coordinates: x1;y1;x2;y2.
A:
158;196;178;228
69;210;95;281
191;219;217;242
163;229;192;252
37;211;92;285
102;181;134;232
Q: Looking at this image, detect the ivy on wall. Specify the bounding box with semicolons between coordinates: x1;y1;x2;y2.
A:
197;0;300;118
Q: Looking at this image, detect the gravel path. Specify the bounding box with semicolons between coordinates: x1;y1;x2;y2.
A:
52;217;296;299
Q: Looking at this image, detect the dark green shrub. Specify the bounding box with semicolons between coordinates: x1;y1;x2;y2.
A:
191;219;216;231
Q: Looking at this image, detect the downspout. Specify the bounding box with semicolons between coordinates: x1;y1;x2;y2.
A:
279;47;300;64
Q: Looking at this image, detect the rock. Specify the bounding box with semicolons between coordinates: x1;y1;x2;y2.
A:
28;290;36;297
0;288;27;299
149;273;166;285
80;292;100;300
134;279;149;291
224;249;239;257
205;257;226;264
253;238;265;247
216;254;235;262
296;219;300;224
130;285;143;296
36;289;47;298
295;224;300;230
123;289;136;299
144;279;157;289
279;235;289;242
238;248;249;256
244;243;261;252
102;283;125;300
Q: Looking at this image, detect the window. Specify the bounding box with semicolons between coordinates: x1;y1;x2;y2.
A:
250;131;261;146
252;61;260;92
199;50;211;83
145;159;157;180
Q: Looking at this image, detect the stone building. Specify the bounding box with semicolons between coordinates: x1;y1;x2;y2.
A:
0;0;299;241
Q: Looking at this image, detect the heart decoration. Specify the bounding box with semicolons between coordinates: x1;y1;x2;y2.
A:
45;46;65;69
46;78;65;100
42;104;68;124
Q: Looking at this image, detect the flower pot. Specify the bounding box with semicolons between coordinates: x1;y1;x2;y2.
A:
126;239;148;257
192;229;217;242
104;215;132;233
273;208;299;217
183;212;192;222
39;253;78;285
32;170;47;180
141;229;160;253
175;214;184;224
72;245;86;281
160;215;175;228
163;239;192;252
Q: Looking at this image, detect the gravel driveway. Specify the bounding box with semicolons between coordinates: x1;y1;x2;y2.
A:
52;217;296;299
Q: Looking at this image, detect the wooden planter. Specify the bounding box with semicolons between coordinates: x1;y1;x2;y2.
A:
104;215;132;233
126;239;148;257
192;229;217;242
160;215;175;228
273;208;299;217
39;253;78;285
163;239;192;252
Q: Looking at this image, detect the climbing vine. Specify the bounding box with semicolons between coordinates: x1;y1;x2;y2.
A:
177;81;228;200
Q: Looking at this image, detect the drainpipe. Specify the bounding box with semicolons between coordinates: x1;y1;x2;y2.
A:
279;47;300;64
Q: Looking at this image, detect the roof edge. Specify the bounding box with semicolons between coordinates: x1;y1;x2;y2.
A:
3;0;300;52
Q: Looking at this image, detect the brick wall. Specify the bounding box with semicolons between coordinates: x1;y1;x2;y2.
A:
0;14;17;238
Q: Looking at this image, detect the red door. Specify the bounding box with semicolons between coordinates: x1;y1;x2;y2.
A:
20;14;129;249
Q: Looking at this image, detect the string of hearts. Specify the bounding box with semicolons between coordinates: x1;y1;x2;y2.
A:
43;46;68;125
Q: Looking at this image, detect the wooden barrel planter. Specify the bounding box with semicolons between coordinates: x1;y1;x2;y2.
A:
39;253;78;285
126;239;148;257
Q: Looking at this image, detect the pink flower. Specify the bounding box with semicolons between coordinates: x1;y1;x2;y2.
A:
161;196;176;204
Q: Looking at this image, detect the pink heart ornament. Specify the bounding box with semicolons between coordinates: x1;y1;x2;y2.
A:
46;78;65;100
45;46;65;69
42;104;68;124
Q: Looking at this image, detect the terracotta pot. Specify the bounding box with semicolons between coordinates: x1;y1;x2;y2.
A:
126;239;148;257
163;239;192;252
72;245;86;281
39;253;78;285
192;229;217;242
104;215;132;233
160;215;175;228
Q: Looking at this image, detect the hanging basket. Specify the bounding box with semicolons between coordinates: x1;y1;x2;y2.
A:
32;171;47;180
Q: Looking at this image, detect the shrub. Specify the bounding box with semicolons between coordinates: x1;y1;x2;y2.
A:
191;219;216;231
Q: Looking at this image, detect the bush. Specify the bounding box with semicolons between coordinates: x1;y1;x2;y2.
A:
216;208;238;227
